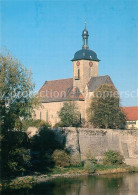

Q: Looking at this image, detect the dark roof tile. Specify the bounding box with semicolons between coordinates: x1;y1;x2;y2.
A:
38;78;84;102
88;75;114;92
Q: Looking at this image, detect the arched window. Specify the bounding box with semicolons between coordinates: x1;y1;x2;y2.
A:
78;69;80;79
75;68;80;80
40;111;41;120
89;66;91;78
46;111;48;122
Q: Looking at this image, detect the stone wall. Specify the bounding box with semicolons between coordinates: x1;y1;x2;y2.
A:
54;128;138;167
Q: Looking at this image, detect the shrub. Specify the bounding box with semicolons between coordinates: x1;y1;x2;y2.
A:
70;153;82;166
53;122;64;128
86;152;97;164
52;150;70;167
7;148;31;175
84;160;96;173
22;119;51;131
103;150;124;165
44;153;54;165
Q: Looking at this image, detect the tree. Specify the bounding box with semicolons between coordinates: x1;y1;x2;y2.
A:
0;54;37;130
87;84;126;129
30;125;61;171
30;125;61;152
2;131;30;177
58;101;81;127
0;53;38;178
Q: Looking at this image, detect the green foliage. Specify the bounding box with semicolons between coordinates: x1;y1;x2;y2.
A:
43;153;54;166
52;150;70;167
84;153;97;173
53;122;64;128
3;176;36;190
7;148;31;174
84;160;96;173
70;154;82;166
22;119;51;131
0;53;39;179
88;84;126;129
86;153;97;164
30;125;61;152
58;101;81;127
0;54;38;131
30;126;61;171
94;164;120;170
2;131;30;177
103;150;124;165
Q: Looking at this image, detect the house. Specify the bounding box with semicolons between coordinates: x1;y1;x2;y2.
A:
34;25;114;126
122;106;138;129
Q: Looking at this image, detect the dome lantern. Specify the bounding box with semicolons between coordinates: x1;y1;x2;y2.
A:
82;21;89;49
71;22;100;62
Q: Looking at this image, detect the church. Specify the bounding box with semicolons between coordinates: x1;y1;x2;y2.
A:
34;25;114;126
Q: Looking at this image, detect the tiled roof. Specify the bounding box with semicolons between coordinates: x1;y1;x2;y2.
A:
122;106;138;121
88;75;114;92
38;75;115;103
38;78;84;102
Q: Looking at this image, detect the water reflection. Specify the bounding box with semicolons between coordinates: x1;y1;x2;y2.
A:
2;173;138;195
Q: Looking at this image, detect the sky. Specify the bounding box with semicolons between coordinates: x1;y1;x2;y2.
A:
0;0;138;106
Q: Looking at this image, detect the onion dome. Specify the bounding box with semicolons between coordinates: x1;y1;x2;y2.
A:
72;22;100;61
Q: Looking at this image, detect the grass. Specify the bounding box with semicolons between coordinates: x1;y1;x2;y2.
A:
50;165;84;175
95;164;121;170
1;163;138;190
46;163;138;177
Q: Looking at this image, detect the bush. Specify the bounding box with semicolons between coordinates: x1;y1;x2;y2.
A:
53;122;64;128
44;153;54;165
8;148;31;175
103;150;124;165
84;160;96;173
70;154;82;166
86;152;97;164
22;119;51;131
52;150;70;167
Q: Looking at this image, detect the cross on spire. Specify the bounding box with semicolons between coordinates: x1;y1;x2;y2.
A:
82;21;89;49
84;20;86;29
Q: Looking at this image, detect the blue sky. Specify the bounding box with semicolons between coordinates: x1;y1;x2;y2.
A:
0;0;138;106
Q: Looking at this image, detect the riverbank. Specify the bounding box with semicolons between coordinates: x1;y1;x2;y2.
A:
1;164;138;190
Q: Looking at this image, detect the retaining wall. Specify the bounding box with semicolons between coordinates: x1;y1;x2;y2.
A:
54;128;138;167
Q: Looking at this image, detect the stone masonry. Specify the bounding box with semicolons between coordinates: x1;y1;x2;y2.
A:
54;128;138;167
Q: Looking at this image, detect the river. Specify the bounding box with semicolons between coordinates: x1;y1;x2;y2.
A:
2;173;138;195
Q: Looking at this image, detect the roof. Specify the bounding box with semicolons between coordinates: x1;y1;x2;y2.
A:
88;75;114;92
82;29;89;38
72;49;100;62
38;78;84;103
122;106;138;121
38;76;115;103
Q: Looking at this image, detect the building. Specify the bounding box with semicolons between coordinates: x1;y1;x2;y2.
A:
34;25;114;126
122;106;138;129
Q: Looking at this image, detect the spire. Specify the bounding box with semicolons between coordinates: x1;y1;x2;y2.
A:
84;20;86;29
82;21;89;49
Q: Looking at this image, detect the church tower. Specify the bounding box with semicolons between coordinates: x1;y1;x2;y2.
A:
72;23;100;93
